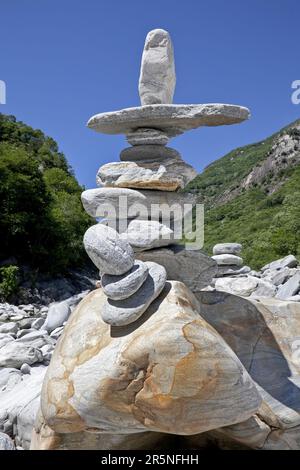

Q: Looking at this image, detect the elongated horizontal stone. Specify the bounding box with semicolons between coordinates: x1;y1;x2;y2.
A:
213;243;242;256
126;128;169;146
120;145;181;162
101;260;149;300
96;160;197;191
212;254;243;266
87;104;250;137
120;219;178;251
81;187;196;221
102;261;167;326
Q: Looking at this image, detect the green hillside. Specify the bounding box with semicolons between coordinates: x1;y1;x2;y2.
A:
185;119;300;269
0;114;92;275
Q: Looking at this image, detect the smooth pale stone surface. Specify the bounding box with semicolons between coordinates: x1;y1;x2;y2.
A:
0;342;43;368
0;368;22;391
215;265;251;277
43;300;71;333
0;322;18;335
262;266;291;286
101;260;149;300
126;128;169;146
39;281;261;436
87;104;250;137
212;254;243;266
83;224;134;275
213;243;242;256
120;144;181;162
261;254;298;272
81;187;196;221
0;432;15;450
276;271;300;300
197;291;300;438
139;29;176;105
102;262;167;326
97;160;197;191
215;276;276;298
120;219;178;251
137;245;217;292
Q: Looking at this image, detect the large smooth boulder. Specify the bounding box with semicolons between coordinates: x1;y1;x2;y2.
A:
38;282;260;441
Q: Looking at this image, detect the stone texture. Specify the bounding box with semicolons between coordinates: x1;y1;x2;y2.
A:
261;254;298;272
0;322;18;335
43;300;71;333
0;432;15;450
39;282;261;436
81;187;196;221
120;144;181;162
213;243;242;256
196;291;300;448
212;254;243;266
215;265;251;277
101;260;149;300
96;159;197;191
126;128;169;146
215;276;276;298
83;224;134;275
0;342;43;368
276;271;300;300
87;104;250;137
139;29;176;106
137;245;217;293
102;261;167;326
120;219;178;251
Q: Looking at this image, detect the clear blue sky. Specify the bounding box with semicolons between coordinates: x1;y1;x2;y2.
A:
1;0;299;188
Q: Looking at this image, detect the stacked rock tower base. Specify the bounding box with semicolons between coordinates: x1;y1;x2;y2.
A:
31;29;263;450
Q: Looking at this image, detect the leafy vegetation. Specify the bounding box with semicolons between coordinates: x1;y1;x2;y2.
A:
0;265;19;301
0;114;92;274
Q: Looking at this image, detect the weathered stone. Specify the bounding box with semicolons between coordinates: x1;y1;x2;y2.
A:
81;187;196;221
0;341;43;368
261;254;298;272
101;261;149;301
250;278;276;298
39;282;261;436
102;262;166;326
0;432;15;450
213;243;242;256
139;29;176;106
212;254;243;266
215;277;258;297
126;128;169;146
0;322;18;335
0;368;22;392
16;329;52;349
215;265;251;277
87;104;250;137
276;271;300;300
120;144;181;162
20;363;31;375
31;317;45;330
137;245;217;293
263;267;291;286
83;224;134;275
120;219;178;251
43;300;71;333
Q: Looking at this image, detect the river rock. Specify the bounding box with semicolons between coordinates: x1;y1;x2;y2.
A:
276;271;300;300
39;281;261;437
20;363;31;375
120;219;177;251
0;342;43;368
213;243;242;256
120;144;181;162
0;322;18;335
0;432;15;450
96;159;197;191
87;104;250;137
126;128;169;146
212;254;243;266
261;254;298;272
215;277;258;297
215;265;251;277
81;187;196;221
102;262;166;326
43;300;71;333
262;267;291;286
137;245;217;293
83;224;134;275
101;260;149;300
139;29;176;105
0;368;22;392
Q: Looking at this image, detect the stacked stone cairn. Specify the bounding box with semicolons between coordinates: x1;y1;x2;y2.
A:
212;242;251;278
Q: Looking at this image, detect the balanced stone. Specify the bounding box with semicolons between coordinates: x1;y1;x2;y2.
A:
212;254;243;266
139;29;176;105
214;265;251;277
87;104;250;137
83;224;134;275
120;219;178;251
101;260;149;300
213;243;242;256
101;261;167;326
126;128;169;146
120;144;181;162
81;187;196;221
96;160;197;191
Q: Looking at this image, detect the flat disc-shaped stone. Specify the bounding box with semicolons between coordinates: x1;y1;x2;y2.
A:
87;104;250;137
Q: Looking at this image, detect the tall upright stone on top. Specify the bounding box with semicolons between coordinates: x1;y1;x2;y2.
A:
139;29;176;105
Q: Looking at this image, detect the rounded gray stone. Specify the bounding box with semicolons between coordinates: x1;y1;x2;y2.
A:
120;145;181;162
101;260;149;300
84;224;135;275
120;219;178;251
212;254;243;266
20;363;31;374
213;243;242;256
101;261;167;326
126;128;169;146
0;432;15;450
87;104;250;137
